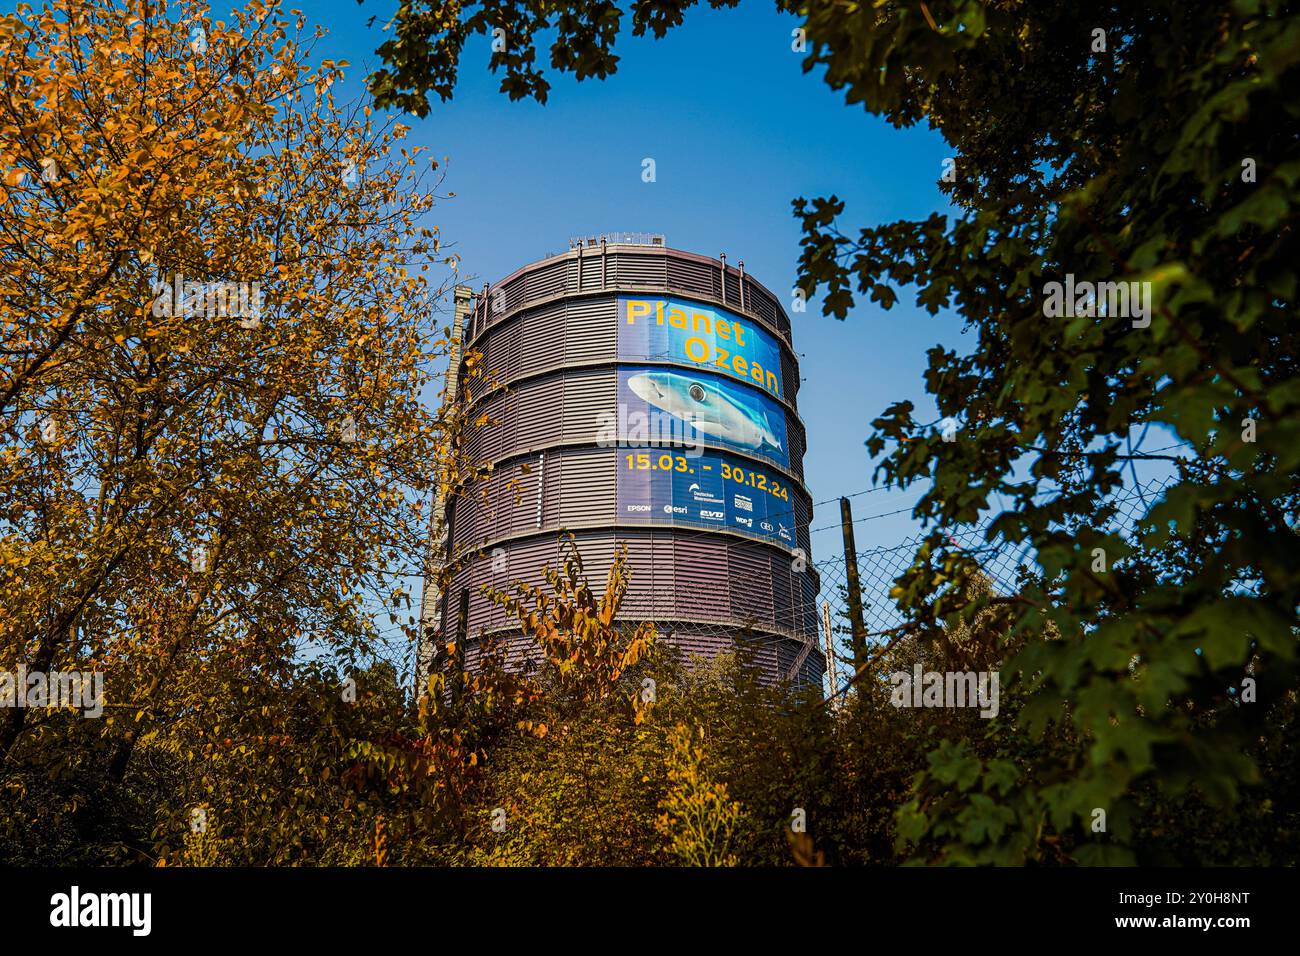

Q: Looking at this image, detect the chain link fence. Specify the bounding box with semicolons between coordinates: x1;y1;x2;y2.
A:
805;476;1180;698
381;475;1190;698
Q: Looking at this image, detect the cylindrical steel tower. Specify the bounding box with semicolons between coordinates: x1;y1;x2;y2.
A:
437;236;822;687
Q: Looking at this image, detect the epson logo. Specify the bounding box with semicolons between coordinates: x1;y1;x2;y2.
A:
626;504;652;512
50;886;151;936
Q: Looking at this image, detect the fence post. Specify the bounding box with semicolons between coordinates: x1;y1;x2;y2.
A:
840;496;869;679
821;600;840;707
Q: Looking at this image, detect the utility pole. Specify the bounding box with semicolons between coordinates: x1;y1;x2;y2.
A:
821;600;840;708
416;285;474;695
840;496;869;681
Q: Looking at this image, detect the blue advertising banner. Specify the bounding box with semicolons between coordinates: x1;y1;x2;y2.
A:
616;448;798;550
618;296;785;399
613;365;790;470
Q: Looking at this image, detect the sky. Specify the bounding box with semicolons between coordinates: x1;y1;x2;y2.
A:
289;0;969;562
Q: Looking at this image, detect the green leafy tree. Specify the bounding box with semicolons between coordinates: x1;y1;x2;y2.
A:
368;0;1300;864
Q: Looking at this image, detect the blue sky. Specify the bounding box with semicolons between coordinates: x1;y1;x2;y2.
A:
293;0;967;560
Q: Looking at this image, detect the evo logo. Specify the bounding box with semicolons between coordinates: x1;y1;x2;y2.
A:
50;886;151;936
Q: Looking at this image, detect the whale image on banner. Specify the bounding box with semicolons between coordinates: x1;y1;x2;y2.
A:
617;366;790;469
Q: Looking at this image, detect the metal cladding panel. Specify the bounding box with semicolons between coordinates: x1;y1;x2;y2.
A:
464;634;538;673
486;464;514;541
521;301;566;375
519;457;547;537
460;623;817;691
479;318;522;385
484;390;516;464
502;275;527;314
443;553;489;636
557;447;618;526
462;401;491;466
523;456;547;536
565;255;582;296
775;637;825;690
454;529;821;686
574;531;619;596
770;551;797;633
517;376;563;450
483;472;509;543
542;450;563;525
721;268;739;312
579;252;606;293
771;551;818;637
671;536;731;620
744;277;779;332
480;248;791;343
561;368;617;443
794;494;813;557
617;531;664;616
800;572;820;636
504;320;525;382
728;545;774;624
613;250;668;288
447;489;474;552
667;256;720;302
781;350;799;402
527;257;567;302
563;298;617;363
651;532;678;617
466;530;804;633
466;482;488;548
789;424;806;472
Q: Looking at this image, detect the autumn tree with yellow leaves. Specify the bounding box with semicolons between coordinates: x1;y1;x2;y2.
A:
655;723;742;867
0;0;458;859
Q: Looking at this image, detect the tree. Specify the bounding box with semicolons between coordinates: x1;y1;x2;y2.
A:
656;723;742;866
485;534;657;716
0;0;456;859
366;0;1300;863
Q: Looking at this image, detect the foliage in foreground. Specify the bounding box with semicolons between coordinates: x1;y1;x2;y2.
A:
3;536;1295;866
